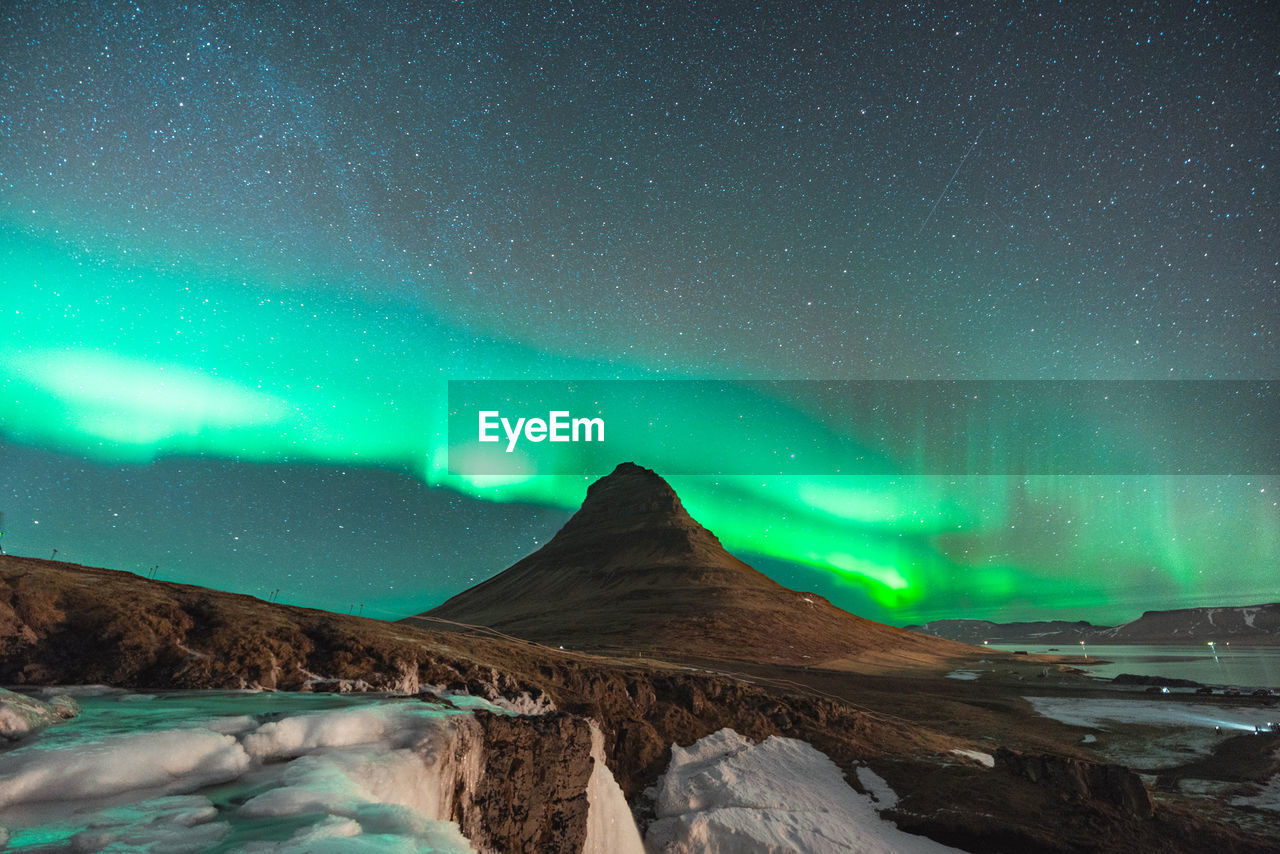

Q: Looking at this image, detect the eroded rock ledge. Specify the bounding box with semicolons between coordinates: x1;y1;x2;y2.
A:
995;747;1155;818
458;711;595;854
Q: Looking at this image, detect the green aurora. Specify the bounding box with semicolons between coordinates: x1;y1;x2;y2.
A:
3;226;1275;623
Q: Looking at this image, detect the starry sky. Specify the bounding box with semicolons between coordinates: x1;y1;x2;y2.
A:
1;1;1276;626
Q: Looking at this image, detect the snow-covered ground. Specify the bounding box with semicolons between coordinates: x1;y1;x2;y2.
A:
949;748;995;768
644;728;962;853
0;688;639;853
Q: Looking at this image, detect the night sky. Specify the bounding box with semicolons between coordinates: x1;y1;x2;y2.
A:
1;1;1276;625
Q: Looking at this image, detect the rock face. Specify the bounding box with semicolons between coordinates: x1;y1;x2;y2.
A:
994;748;1155;819
417;462;974;666
0;553;553;701
459;712;597;854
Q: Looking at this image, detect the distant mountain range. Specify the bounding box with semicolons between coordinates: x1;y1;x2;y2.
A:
907;603;1280;645
902;619;1100;646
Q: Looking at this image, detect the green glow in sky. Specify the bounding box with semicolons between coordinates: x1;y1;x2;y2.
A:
2;226;1276;623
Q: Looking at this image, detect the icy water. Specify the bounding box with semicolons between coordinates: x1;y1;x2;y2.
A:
990;643;1280;687
0;688;500;853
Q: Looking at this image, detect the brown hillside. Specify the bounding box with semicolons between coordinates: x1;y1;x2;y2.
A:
414;462;975;669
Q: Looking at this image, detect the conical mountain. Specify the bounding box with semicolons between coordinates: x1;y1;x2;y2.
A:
413;462;973;667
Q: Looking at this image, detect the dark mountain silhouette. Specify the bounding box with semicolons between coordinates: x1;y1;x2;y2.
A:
906;619;1106;645
413;462;974;667
908;604;1280;646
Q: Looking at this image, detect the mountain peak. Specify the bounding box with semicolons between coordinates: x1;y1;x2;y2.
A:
591;461;676;500
559;462;695;538
416;462;972;666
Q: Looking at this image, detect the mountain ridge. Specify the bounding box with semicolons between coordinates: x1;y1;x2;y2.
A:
907;603;1280;645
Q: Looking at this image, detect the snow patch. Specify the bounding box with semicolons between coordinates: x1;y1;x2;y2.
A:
1242;607;1260;629
645;728;962;853
854;766;899;807
945;670;979;680
949;749;995;768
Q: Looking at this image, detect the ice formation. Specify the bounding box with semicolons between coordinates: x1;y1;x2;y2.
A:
645;727;962;853
0;693;483;851
584;720;646;854
0;689;646;852
0;686;79;741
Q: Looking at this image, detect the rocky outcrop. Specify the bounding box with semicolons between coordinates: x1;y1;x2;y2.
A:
995;747;1155;818
458;711;597;854
0;555;554;701
1112;673;1202;689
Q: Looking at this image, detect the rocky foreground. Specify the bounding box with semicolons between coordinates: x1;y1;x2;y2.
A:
2;555;1278;852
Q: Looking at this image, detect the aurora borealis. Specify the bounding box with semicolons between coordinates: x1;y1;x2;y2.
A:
1;2;1276;625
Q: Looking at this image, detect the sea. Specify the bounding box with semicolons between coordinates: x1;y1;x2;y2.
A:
988;643;1280;688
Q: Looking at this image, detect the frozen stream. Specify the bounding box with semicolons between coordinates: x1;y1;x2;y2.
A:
0;688;508;852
